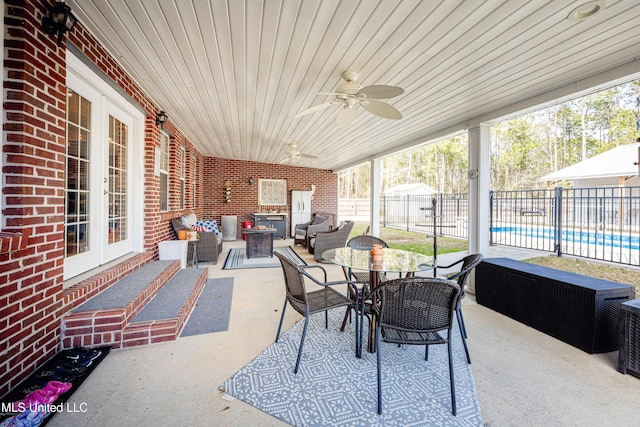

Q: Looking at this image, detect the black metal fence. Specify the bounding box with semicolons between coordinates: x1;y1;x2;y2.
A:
382;193;468;239
380;186;640;266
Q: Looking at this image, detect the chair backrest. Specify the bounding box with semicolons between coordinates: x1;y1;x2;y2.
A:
346;235;389;250
376;277;460;333
275;252;308;315
452;253;484;288
333;220;354;235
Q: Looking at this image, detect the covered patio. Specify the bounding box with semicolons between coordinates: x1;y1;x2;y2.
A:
44;241;640;426
2;0;640;424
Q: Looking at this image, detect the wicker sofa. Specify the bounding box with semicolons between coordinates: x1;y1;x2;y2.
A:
171;217;223;264
308;220;355;261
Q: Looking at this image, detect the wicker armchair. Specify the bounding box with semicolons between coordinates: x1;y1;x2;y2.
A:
308;220;354;261
171;218;223;264
293;214;331;248
371;277;461;416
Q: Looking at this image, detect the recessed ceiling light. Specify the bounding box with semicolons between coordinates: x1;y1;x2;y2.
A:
567;0;607;22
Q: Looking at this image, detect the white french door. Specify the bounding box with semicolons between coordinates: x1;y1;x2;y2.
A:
103;102;134;261
64;55;142;280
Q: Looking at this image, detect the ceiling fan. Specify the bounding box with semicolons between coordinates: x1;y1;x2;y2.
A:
280;143;318;164
294;71;404;128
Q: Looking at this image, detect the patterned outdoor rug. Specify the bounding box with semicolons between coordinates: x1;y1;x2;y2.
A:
222;246;306;270
222;309;483;426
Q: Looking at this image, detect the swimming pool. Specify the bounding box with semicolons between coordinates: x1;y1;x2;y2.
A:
491;226;640;250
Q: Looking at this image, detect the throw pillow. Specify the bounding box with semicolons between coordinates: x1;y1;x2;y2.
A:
195;220;221;237
312;215;327;225
181;213;198;227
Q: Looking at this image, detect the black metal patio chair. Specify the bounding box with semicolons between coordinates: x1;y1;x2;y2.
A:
274;252;359;373
338;235;390;333
437;253;484;364
372;277;461;416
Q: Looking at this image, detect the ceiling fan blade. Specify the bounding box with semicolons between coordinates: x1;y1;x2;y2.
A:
294;101;337;117
299;154;318;159
361;99;402;120
336;107;358;128
279;156;292;164
358;85;404;99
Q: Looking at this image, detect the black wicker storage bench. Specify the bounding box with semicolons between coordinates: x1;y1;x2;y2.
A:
476;258;636;353
618;299;640;378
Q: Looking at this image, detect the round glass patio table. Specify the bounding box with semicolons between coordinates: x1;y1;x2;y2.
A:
322;247;436;355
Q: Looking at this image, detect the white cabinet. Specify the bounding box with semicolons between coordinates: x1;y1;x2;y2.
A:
291;190;312;237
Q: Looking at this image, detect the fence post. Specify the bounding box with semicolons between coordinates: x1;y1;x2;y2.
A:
432;197;438;277
489;190;494;245
438;192;443;232
554;187;563;257
406;195;410;231
383;196;387;227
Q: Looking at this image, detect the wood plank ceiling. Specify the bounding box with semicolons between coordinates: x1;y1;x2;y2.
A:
66;0;640;171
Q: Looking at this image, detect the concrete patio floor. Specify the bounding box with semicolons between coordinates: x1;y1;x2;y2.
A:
47;240;640;426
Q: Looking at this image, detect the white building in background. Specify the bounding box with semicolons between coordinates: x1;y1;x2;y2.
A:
540;143;640;228
540;143;640;188
384;183;437;196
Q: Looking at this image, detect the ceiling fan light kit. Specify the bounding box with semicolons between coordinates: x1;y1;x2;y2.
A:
295;71;404;127
280;143;318;164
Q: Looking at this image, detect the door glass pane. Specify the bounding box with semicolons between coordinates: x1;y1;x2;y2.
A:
65;89;91;257
108;116;128;244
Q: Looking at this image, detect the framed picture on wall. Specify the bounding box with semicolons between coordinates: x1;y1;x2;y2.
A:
258;179;287;205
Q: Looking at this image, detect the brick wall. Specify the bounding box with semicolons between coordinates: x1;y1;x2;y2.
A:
0;0;338;397
202;157;338;236
0;0;185;396
1;0;67;397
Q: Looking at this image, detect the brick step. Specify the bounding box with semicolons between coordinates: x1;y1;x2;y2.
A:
62;260;182;349
123;268;208;347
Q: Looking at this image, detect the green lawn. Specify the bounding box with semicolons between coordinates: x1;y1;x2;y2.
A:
524;255;640;295
348;221;467;256
347;220;639;294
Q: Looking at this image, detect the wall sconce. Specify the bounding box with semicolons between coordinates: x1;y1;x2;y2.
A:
42;1;77;47
248;177;254;185
155;111;168;127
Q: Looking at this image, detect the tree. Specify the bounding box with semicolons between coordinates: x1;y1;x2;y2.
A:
339;79;640;194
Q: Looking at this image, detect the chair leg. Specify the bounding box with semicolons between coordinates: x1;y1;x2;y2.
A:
376;327;383;415
459;319;471;364
448;340;457;416
294;315;310;374
424;345;429;361
275;299;288;343
353;304;360;358
455;307;471;364
340;307;351;332
457;300;468;338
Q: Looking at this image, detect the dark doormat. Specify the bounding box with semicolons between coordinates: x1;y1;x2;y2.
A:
0;346;110;426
